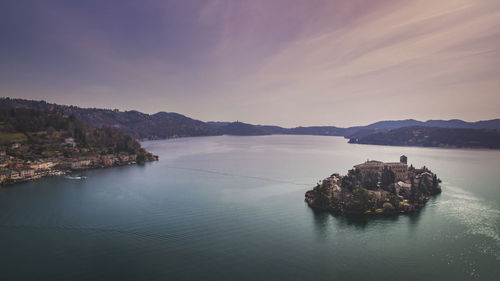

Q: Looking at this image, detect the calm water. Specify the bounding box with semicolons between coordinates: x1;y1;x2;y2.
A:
0;135;499;281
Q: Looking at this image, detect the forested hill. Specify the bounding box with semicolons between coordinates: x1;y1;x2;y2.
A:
0;108;154;161
0;98;219;140
348;126;500;149
2;98;499;149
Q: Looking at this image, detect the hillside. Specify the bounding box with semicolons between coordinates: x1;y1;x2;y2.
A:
214;121;271;136
348;126;500;149
2;98;499;149
0;108;155;161
359;118;500;130
209;122;346;136
0;98;219;140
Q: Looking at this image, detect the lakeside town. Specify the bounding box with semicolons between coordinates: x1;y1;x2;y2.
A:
0;108;159;186
0;137;157;186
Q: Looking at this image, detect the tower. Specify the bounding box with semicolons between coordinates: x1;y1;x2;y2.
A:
400;155;408;164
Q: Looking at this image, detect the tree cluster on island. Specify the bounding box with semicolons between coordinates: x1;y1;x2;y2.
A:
305;157;441;216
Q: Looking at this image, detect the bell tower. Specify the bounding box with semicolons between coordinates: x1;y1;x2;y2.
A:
400;155;408;164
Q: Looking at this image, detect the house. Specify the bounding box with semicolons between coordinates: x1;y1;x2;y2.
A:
71;159;92;170
101;155;114;166
10;171;21;180
0;168;10;183
30;161;54;170
396;181;411;189
20;169;35;178
63;138;76;147
118;154;130;163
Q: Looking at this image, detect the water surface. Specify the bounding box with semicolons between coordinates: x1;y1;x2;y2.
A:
0;135;499;280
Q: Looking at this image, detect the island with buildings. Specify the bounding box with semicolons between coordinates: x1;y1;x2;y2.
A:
305;156;441;216
0;107;158;186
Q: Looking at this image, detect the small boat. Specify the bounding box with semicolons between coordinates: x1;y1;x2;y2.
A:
65;175;88;180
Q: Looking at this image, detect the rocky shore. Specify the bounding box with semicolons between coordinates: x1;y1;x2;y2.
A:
305;156;441;216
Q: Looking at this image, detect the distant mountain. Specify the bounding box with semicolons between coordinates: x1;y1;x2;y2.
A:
256;125;290;135
212;118;500;138
209;122;346;136
287;126;346;136
344;118;500;141
358;118;500;130
423;119;471;128
2;98;499;149
463;119;500;130
206;122;232;128
0;98;219;140
363;119;423;130
215;121;271;136
349;126;500;149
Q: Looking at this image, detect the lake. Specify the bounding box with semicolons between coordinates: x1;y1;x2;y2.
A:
0;135;499;280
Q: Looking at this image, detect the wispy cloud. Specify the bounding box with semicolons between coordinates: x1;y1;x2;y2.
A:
1;0;499;126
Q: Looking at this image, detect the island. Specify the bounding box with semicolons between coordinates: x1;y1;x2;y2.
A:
305;155;441;215
0;108;158;186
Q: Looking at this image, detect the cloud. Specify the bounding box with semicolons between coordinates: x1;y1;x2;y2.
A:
214;0;500;125
1;0;499;126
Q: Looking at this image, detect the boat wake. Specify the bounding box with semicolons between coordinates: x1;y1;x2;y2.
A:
163;165;310;186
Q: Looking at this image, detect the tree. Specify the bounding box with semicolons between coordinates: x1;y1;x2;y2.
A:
410;178;422;204
361;171;379;190
389;194;400;210
381;166;395;189
136;151;147;163
346;187;373;214
341;169;362;192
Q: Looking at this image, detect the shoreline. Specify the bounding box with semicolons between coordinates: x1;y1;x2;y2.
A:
0;155;158;187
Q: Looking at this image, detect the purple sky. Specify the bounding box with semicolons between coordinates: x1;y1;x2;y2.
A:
1;0;499;126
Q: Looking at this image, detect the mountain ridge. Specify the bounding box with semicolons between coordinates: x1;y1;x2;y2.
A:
0;98;219;140
2;98;499;146
348;126;500;149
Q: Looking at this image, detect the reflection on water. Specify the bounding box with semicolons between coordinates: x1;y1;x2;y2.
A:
407;210;423;229
309;204;407;231
310;208;330;238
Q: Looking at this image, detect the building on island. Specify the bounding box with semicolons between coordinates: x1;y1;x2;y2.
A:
354;156;409;181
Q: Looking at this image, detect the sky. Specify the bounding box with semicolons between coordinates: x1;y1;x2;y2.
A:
1;0;499;127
